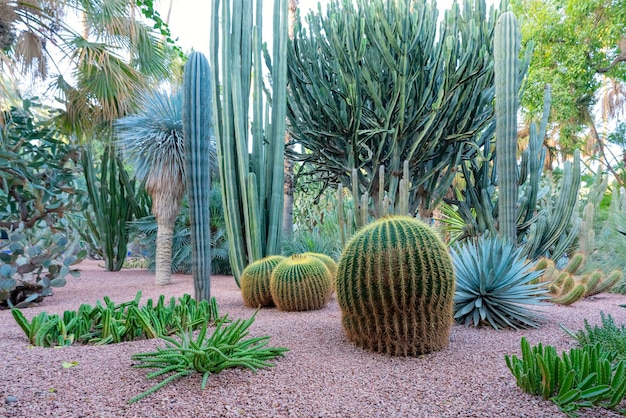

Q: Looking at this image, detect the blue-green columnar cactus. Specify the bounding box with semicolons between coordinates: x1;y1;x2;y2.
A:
336;216;455;356
182;51;213;301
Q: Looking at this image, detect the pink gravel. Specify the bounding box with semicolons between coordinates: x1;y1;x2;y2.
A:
1;259;625;417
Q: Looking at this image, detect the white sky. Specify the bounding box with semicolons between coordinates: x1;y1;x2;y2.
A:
159;0;467;57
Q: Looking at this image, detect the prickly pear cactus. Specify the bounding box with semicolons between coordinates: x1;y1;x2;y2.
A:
240;255;286;308
269;255;332;312
336;216;455;356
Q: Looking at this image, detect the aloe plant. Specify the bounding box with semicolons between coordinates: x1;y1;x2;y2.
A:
451;235;547;330
209;0;288;285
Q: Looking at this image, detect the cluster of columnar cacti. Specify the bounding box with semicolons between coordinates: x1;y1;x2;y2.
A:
209;0;288;286
534;254;623;306
336;216;455;356
269;254;333;312
337;161;411;246
182;51;213;302
240;255;286;308
449;11;581;262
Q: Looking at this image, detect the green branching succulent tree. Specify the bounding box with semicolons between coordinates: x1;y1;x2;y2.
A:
285;0;498;219
209;0;288;285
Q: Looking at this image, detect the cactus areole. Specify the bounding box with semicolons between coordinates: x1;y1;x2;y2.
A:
336;216;455;356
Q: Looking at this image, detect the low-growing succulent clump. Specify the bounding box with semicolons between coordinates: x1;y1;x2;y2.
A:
129;313;288;403
534;253;622;306
451;235;547;330
0;226;86;309
11;291;220;347
270;254;332;312
561;312;626;361
240;255;286;308
336;216;455;356
506;337;626;416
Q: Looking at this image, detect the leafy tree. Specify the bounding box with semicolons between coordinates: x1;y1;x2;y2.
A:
511;0;626;171
286;0;498;219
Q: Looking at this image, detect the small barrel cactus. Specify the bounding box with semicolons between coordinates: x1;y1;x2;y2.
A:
302;252;338;290
336;216;455;356
270;254;332;312
240;255;286;308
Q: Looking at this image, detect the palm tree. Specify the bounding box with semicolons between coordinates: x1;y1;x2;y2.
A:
1;0;173;133
115;89;185;286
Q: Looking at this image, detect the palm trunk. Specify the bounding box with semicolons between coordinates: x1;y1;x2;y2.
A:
155;221;174;285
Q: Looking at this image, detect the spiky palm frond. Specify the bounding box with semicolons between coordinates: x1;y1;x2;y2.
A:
115;89;184;199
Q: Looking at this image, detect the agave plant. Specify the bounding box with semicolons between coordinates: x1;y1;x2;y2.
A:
451;235;547;330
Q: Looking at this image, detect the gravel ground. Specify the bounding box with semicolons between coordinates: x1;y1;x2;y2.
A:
1;259;626;418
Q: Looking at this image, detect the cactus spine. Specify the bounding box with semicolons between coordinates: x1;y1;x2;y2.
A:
241;255;286;308
302;252;338;291
336;216;455;356
209;0;288;285
182;52;213;301
270;255;332;312
495;11;520;243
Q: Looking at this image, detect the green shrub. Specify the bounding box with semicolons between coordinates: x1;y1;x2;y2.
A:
337;216;455;356
561;312;626;362
451;235;547;329
506;337;626;416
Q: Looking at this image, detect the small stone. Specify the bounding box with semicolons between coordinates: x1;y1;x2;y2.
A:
5;396;18;404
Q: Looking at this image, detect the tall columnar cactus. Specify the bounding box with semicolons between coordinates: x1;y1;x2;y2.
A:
495;11;520;243
209;0;288;286
336;216;455;356
269;255;333;312
182;52;213;302
241;255;286;308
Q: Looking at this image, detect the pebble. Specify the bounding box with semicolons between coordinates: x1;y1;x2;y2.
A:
5;396;18;404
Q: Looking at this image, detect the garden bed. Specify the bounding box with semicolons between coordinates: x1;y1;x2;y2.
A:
1;259;624;417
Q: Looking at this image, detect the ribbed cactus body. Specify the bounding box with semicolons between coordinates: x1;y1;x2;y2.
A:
336;216;455;356
240;255;286;308
270;255;332;311
182;51;213;302
495;11;520;243
302;252;338;290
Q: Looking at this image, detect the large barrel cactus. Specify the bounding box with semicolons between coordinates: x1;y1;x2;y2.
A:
302;252;338;290
270;255;332;312
336;216;455;356
240;255;286;308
